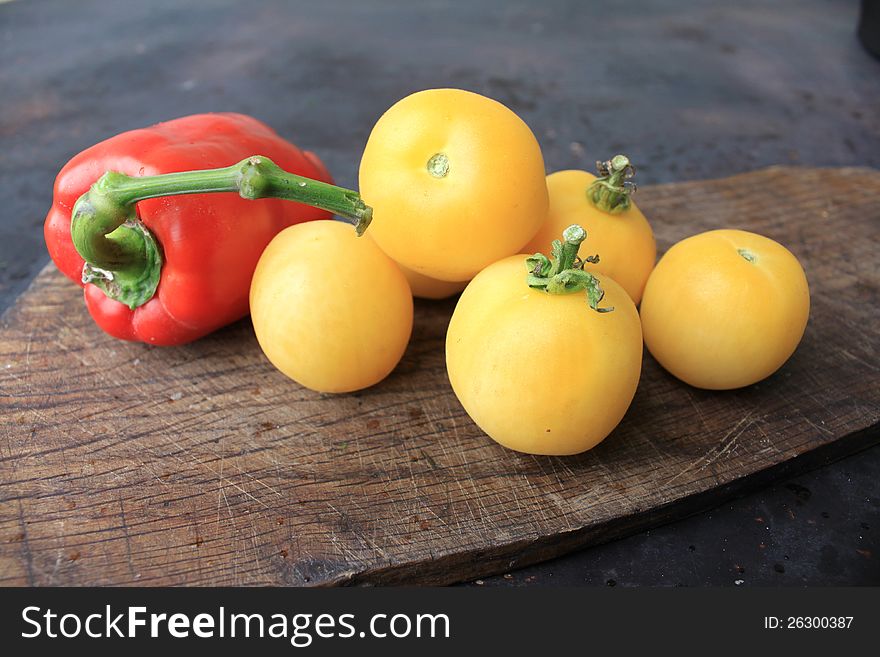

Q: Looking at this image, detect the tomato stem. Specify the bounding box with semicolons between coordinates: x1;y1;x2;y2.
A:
587;154;637;214
70;156;373;309
525;224;613;313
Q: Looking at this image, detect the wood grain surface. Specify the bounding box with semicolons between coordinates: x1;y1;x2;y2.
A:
1;166;878;586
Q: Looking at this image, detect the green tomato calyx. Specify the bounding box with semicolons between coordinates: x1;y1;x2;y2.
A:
587;154;636;214
525;223;614;313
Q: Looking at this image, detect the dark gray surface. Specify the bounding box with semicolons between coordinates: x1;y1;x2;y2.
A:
1;0;878;586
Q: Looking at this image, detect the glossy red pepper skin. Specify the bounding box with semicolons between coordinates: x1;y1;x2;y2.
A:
44;113;333;345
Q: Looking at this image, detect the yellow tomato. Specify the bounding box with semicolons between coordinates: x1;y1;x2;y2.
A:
446;251;642;456
359;88;549;282
523;164;656;304
249;220;413;393
640;229;810;390
398;263;468;300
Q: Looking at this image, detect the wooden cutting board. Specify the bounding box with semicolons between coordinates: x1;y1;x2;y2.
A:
1;166;878;586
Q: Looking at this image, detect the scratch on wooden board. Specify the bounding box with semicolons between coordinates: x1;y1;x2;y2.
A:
544;457;567;491
141;461;171;488
250;515;262;576
545;493;575;531
700;420;748;470
528;459;577;528
642;432;673;463
159;432;271;510
587;450;618;482
47;515;68;586
839;348;878;372
666;413;755;488
353;525;390;560
834;315;876;358
50;337;91;369
72;411;99;437
17;498;35;586
799;412;834;438
684;386;711;434
233;459;282;498
216;456;225;527
219;473;240;584
469;477;491;525
420;498;453;533
327;520;361;562
329;536;362;567
49;549;63;585
118;495;138;580
327;502;389;559
453;477;478;524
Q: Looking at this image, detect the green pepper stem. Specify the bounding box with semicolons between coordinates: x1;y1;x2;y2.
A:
587;154;636;214
70;156;373;309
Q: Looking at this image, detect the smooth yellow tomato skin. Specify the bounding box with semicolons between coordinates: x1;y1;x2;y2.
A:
523;170;656;305
639;229;810;390
359;88;549;282
446;256;643;455
249;220;413;393
398;263;468;300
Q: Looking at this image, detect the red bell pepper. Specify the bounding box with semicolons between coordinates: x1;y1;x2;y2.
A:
44;113;370;346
